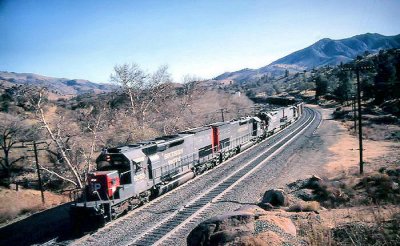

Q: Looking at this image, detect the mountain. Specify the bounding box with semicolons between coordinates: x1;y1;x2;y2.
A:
215;33;400;82
0;71;115;96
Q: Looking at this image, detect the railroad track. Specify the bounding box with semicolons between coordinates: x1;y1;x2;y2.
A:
127;108;317;246
74;107;320;246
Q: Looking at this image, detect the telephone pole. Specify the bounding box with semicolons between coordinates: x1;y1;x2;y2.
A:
342;62;374;174
219;108;225;122
356;68;364;174
26;141;48;204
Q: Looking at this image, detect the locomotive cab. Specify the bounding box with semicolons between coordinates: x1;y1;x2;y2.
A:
94;149;151;201
70;148;151;228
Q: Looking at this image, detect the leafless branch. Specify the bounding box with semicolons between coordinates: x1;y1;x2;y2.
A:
39;164;78;187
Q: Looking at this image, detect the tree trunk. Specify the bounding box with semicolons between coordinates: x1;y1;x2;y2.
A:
37;104;83;188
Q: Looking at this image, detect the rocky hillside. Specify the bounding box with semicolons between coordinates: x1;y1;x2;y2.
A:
215;33;400;82
0;71;115;96
188;172;400;245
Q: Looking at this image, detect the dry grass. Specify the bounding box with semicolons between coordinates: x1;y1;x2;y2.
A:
294;206;400;246
295;169;400;244
304;224;334;246
332;210;400;245
287;201;321;212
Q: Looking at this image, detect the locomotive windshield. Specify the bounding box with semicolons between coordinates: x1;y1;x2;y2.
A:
97;154;130;171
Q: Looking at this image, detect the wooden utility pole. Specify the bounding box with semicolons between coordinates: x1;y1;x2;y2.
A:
219;108;225;122
33;141;45;204
352;95;357;133
342;63;374;174
356;68;364;174
26;141;48;204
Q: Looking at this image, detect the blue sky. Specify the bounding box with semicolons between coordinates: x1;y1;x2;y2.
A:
1;0;400;83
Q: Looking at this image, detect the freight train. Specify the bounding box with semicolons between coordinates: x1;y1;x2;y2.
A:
70;103;304;226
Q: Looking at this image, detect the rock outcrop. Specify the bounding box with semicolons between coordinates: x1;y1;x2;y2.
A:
187;176;330;245
187;206;299;246
260;189;289;207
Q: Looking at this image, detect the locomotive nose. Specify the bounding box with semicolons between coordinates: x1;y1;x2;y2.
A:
88;170;120;199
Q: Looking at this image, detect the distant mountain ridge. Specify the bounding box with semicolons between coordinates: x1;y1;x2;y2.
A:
215;33;400;82
0;71;115;95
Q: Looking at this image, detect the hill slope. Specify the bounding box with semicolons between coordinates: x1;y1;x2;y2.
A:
215;33;400;82
0;71;115;96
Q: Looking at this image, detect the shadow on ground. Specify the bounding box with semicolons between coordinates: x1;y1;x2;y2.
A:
0;202;85;245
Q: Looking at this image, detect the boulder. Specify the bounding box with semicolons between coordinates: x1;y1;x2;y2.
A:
391;182;399;191
261;189;289;207
287;175;322;191
293;188;315;201
187;209;298;246
307;175;323;189
187;211;255;246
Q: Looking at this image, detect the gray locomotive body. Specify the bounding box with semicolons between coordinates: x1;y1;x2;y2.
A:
70;103;304;225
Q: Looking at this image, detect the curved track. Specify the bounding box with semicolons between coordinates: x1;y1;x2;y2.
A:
75;107;321;246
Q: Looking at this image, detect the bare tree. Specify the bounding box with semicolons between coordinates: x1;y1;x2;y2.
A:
159;75;203;133
0;113;35;183
110;63;174;137
75;99;112;180
33;89;83;188
110;63;147;119
180;74;203;109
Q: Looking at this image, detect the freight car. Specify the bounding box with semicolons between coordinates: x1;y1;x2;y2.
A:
70;103;303;227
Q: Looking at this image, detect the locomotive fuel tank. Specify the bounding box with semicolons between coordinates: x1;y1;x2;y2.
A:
155;170;195;196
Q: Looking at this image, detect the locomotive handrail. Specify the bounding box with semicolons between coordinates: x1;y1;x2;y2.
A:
120;170;131;176
151;131;254;180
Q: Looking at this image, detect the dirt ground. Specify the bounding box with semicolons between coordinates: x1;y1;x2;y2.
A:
325;123;400;176
294;105;400;244
306;104;400;177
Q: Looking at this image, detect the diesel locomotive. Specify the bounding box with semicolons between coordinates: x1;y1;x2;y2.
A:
70;103;304;225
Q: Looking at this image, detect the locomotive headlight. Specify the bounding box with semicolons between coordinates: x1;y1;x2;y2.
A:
106;155;111;161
